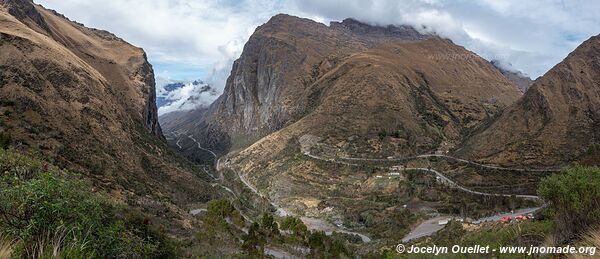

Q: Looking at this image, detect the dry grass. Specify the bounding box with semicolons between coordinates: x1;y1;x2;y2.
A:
570;230;600;259
0;235;17;259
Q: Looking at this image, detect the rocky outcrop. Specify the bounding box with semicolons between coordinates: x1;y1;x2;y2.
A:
459;35;600;166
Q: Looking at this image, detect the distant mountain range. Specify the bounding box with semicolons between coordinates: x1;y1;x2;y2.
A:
156;78;218;115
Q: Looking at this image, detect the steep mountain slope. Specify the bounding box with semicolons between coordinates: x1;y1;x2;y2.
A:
459;35;600;166
162;14;522;158
162;14;525;239
0;0;216;234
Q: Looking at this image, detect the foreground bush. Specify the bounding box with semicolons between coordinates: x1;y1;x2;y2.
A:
0;149;179;258
538;166;600;243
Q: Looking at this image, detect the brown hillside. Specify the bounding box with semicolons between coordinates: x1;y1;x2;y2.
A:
162;14;521;157
458;35;600;166
161;14;525;235
0;0;216;234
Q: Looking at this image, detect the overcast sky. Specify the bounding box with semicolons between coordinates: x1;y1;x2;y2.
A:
35;0;600;108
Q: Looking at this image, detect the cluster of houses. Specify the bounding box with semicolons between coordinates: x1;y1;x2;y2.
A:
375;165;405;179
499;214;534;223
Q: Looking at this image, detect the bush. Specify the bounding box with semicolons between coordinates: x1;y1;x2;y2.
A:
207;199;236;219
261;213;279;238
378;130;387;140
0;149;179;258
307;230;351;258
0;133;10;150
538;166;600;243
586;143;600;155
280;216;307;237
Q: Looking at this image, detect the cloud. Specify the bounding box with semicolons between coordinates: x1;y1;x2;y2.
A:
35;0;600;95
156;78;218;115
35;0;292;91
291;0;600;77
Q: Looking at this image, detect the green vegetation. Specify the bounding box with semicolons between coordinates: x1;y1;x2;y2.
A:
538;166;600;242
0;149;179;258
382;219;553;259
379;166;600;258
586;143;600;155
378;129;388;140
377;129;404;140
242;222;267;257
265;215;354;258
0;132;10;150
280;216;308;236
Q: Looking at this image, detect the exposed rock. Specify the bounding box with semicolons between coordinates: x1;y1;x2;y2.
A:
459;35;600;166
162;14;522;160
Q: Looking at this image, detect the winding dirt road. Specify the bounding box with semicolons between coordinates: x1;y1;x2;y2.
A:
304;151;543;199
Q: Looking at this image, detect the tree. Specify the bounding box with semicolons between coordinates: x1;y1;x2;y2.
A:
281;216;307;238
308;231;327;256
242;222;266;257
206;199;235;219
261;213;279;238
0;132;10;150
538;166;600;242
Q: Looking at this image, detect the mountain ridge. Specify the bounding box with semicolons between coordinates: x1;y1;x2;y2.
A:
162;14;522;159
0;0;216;236
458;34;600;166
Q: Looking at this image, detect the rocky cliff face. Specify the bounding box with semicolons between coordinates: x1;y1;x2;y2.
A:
162;14;521;159
459;35;600;166
0;0;215;234
162;14;525;232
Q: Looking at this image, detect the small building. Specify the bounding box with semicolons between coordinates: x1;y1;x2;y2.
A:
390;165;404;171
499;216;513;223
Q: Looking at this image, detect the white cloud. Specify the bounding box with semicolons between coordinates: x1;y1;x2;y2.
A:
35;0;600;94
156;80;218;115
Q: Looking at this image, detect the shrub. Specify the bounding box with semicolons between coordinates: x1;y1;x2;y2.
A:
586;143;600;155
538;166;600;243
242;222;266;256
0;133;10;149
378;130;387;140
207;199;236;219
261;213;280;238
307;230;351;258
0;149;179;258
280;216;307;237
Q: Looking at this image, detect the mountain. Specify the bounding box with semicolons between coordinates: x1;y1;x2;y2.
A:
162;14;525;237
0;0;216;234
162;14;522;159
458;35;600;166
491;60;534;92
156;79;218;113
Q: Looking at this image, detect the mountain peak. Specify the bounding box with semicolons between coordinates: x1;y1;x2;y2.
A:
1;0;50;32
460;33;600;166
330;17;431;41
